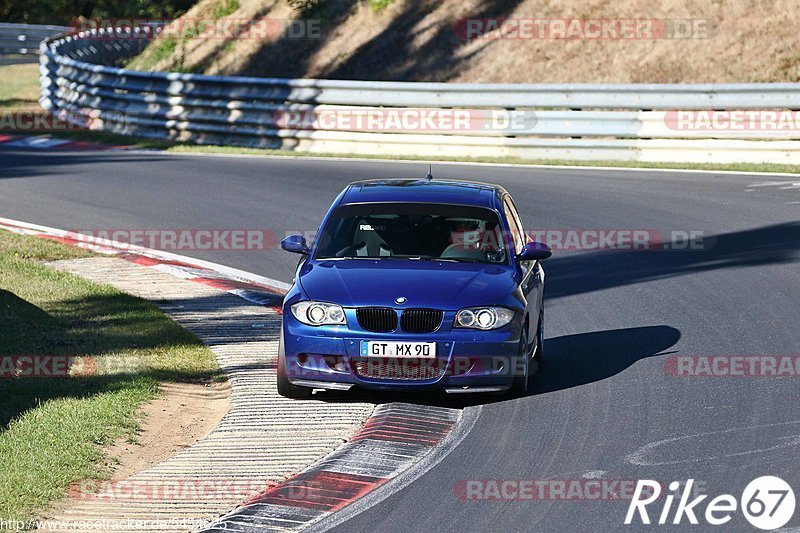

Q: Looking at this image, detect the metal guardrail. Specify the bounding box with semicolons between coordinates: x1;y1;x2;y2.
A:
38;27;800;164
0;23;68;55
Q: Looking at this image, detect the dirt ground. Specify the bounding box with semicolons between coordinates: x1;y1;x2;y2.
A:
53;380;231;497
102;382;230;481
43;381;230;521
130;0;800;83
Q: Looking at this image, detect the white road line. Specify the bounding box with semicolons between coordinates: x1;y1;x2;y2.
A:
0;216;292;293
106;147;800;178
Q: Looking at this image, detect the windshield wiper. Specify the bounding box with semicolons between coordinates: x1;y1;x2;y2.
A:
409;256;483;263
323;256;486;263
326;256;389;260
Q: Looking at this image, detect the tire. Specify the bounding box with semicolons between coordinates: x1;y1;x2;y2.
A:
277;332;312;399
510;327;530;396
533;308;544;362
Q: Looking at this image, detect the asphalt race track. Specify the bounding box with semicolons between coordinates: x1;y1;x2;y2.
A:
2;147;799;531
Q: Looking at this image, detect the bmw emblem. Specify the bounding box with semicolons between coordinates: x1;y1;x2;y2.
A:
395;297;407;305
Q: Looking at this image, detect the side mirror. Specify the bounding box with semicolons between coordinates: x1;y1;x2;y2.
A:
517;241;552;261
281;234;309;255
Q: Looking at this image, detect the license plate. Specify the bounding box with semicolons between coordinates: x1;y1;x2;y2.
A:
360;341;437;358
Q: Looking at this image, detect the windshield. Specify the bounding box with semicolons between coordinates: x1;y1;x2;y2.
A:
313;203;509;264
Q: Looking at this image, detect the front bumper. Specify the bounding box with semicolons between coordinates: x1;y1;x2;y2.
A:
282;309;524;393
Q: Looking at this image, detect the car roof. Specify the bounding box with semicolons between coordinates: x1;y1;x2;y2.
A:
340;179;508;210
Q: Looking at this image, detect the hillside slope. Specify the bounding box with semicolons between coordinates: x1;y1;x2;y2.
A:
129;0;800;83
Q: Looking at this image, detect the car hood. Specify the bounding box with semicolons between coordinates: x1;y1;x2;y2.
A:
297;259;519;309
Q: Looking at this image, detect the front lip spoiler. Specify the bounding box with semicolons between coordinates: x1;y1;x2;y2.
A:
445;386;509;394
291;379;510;394
291;379;354;391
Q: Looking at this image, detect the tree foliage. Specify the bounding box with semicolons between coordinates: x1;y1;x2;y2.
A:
286;0;321;15
0;0;197;25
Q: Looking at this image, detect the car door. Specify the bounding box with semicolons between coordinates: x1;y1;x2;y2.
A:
503;195;541;339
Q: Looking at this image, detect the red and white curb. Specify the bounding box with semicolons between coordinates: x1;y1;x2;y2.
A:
201;404;473;532
0;217;289;311
0;134;126;151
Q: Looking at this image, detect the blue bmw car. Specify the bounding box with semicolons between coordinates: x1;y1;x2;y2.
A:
278;177;552;398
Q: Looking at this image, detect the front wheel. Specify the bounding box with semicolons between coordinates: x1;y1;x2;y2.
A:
533;308;544;362
277;332;312;399
510;328;530;396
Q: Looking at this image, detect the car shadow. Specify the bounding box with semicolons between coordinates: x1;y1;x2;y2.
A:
530;325;680;395
313;325;681;408
545;222;800;301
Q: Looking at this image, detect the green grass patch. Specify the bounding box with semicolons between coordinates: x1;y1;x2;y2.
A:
0;231;220;523
126;35;201;73
125;0;238;72
367;0;395;12
0;64;41;113
126;37;178;71
212;0;240;20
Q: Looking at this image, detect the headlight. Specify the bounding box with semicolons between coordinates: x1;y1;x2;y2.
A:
291;301;346;326
455;307;514;330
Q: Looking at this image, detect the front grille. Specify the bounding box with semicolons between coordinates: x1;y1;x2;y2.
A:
352;358;446;381
401;309;444;333
356;307;397;333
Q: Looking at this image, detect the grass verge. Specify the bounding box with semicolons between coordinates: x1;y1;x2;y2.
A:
0;230;220;524
0;63;40;113
3;62;799;175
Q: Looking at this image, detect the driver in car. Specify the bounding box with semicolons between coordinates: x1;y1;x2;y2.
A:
442;218;501;260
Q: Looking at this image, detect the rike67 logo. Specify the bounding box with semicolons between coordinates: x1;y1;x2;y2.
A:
625;477;796;530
